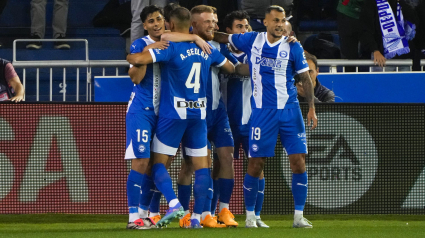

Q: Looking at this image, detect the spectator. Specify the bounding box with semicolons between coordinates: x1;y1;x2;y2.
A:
130;0;169;43
359;0;418;70
0;58;24;102
240;0;293;31
296;53;335;103
336;0;364;72
26;0;70;50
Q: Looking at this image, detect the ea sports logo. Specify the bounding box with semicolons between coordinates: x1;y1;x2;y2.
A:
138;145;145;153
281;112;378;209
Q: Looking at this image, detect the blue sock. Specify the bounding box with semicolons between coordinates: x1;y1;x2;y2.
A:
292;172;308;211
211;179;220;214
139;174;154;210
193;168;210;215
219;178;234;204
127;170;144;211
243;174;259;212
149;187;162;213
255;178;265;216
203;169;213;213
152;163;177;204
178;184;192;211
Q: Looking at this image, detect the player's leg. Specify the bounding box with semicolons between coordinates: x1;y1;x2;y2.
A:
245;109;279;228
151;117;187;227
200;147;214;226
125;113;156;229
279;107;312;228
149;156;173;223
255;171;269;228
177;153;193;228
211;154;220;215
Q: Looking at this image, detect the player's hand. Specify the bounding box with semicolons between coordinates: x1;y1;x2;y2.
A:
9;95;24;103
296;83;305;97
307;108;318;130
194;35;212;54
286;36;299;43
373;51;386;67
149;41;170;50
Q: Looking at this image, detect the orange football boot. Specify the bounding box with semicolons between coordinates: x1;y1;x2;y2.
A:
218;208;239;227
179;213;191;228
150;215;161;224
201;214;226;228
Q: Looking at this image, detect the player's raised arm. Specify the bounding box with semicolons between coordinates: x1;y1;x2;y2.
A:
219;59;235;74
161;32;212;54
213;32;231;44
126;51;154;67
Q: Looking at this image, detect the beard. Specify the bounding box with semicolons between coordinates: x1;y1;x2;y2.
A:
197;30;214;41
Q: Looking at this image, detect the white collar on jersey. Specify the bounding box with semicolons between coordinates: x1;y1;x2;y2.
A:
265;32;288;48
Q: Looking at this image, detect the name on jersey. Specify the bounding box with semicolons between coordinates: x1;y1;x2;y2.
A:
177;100;206;109
180;48;208;61
255;57;286;71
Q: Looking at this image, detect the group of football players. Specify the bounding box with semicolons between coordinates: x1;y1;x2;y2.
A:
124;2;318;230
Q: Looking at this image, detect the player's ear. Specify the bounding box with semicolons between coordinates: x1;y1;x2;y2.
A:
225;27;232;34
143;22;148;31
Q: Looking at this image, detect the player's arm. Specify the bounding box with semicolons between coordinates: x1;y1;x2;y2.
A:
213;32;230;44
128;65;147;85
219;59;235;74
235;63;250;76
298;71;318;130
127;51;154;67
161;32;212;54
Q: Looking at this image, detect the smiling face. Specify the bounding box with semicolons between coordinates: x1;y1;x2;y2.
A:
192;12;215;41
263;9;286;40
227;19;249;34
143;11;165;40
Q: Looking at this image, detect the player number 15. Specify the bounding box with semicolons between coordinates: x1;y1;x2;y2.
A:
136;129;148;142
251;127;261;140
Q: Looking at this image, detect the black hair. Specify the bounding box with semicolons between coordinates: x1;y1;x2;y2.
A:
169;7;191;28
223;10;250;30
140;5;164;23
265;5;285;15
164;2;180;22
305;52;318;69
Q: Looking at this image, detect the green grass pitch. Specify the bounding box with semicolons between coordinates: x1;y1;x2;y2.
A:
0;214;423;238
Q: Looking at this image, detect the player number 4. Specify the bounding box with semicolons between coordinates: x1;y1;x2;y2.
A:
136;129;148;142
185;63;201;93
251;127;261;140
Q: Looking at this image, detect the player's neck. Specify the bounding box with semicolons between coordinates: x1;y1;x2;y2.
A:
266;32;282;44
149;35;161;42
173;29;190;34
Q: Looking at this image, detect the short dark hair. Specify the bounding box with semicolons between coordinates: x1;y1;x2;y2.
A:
265;5;285;15
305;52;318;69
223;10;250;30
210;6;217;14
169;7;191;28
140;5;164;23
191;5;214;15
164;2;180;22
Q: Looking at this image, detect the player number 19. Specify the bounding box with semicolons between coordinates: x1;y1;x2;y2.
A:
251;127;261;140
136;129;148;142
185;62;201;93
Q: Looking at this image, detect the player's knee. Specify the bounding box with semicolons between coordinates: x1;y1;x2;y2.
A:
131;158;149;173
289;154;306;173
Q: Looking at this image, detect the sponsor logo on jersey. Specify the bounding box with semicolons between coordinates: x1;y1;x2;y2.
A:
255;57;286;72
176;100;206;109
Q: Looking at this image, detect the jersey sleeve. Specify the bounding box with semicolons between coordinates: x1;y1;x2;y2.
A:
148;43;174;63
229;32;258;53
290;42;309;74
130;39;146;54
210;48;227;67
219;43;239;66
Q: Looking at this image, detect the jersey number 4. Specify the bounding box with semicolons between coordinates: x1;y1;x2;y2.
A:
185;63;201;93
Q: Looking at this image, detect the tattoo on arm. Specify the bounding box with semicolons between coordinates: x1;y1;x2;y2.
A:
298;71;315;109
213;32;230;44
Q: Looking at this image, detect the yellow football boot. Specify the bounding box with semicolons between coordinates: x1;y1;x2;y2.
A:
218;208;239;227
179;213;191;228
150;215;161;224
201;214;226;228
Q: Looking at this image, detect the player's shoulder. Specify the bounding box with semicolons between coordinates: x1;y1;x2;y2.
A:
288;40;303;50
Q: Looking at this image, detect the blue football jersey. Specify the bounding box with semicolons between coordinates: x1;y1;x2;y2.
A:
229;32;309;109
221;51;252;126
149;42;227;119
127;36;161;115
207;41;239;113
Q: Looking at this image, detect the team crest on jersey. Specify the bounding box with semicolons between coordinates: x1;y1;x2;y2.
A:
138;145;146;153
252;144;259;152
279;51;288;58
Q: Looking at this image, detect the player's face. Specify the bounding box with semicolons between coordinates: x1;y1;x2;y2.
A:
307;59;318;87
264;10;286;39
213;14;219;32
194;12;215;41
227;19;249;34
143;11;165;40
